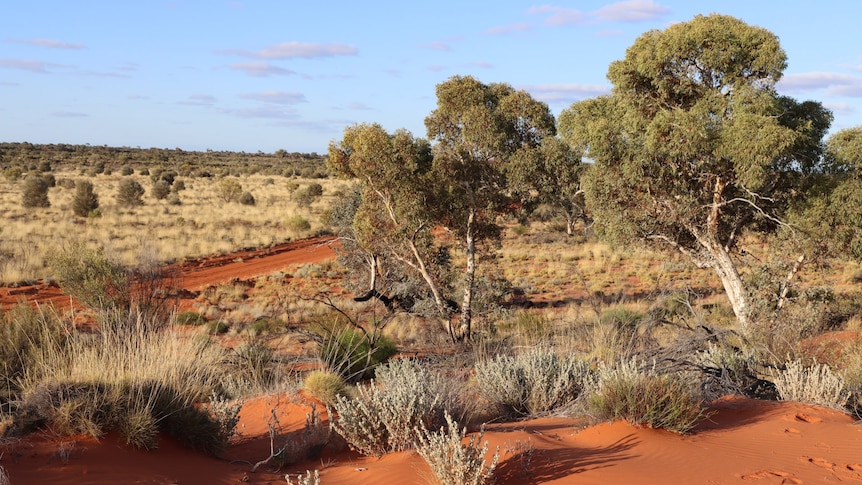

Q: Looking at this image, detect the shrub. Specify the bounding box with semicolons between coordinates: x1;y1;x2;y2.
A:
414;413;499;485
330;359;454;457
167;192;182;206
474;347;592;417
116;178;145;207
303;370;349;405
286;215;311;233
306;182;323;197
120;165;134;176
239;191;256;206
151;179;171;200
175;311;208;326
320;327;396;381
285;471;320;485
774;359;849;409
233;342;275;390
3;167;23;181
588;359;709;434
217;178;242;203
48;242;130;315
21;174;50;208
72;180;99;217
0;304;67;406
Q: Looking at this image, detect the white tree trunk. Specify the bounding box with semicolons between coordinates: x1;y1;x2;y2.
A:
457;209;476;341
707;241;750;330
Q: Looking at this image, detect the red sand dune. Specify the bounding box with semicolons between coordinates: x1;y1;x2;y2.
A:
2;395;861;484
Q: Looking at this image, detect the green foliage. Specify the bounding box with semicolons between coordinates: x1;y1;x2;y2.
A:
0;304;67;406
151;179;171;200
175;310;208;326
559;14;833;329
303;370;349;405
217;178;242;203
285;214;311;233
72;180;99;217
3;167;23;181
21;174;50;208
238;190;255;206
415;413;499;485
588;360;709;434
120;165;134;176
474;347;593;417
319;327;396;381
116;178;145;207
48;241;130;315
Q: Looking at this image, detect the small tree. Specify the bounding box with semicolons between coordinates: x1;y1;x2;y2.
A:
117;179;145;207
72;180;99;217
21;174;50;208
151;180;171;200
217;178;242;203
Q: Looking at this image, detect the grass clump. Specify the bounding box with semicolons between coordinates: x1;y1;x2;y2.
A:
330;359;457;457
473;346;592;417
588;359;709;434
415;413;499;485
773;359;849;410
303;370;349;405
319;327;396;381
175;310;208;326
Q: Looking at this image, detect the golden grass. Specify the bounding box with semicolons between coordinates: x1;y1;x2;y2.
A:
0;172;351;283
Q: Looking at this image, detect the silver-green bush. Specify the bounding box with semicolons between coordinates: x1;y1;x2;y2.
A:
414;413;499;485
774;359;849;409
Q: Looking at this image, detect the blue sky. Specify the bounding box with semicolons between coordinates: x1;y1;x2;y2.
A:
2;1;861;154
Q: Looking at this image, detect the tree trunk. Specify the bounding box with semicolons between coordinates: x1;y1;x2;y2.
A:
708;242;750;330
456;209;476;341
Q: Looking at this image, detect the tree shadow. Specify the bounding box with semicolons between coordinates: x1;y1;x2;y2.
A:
494;434;639;484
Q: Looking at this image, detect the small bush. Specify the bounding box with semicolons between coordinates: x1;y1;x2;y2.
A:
588;359;709;434
774;359;849;409
285;470;320;485
151;179;171;200
72;180;99;217
120;165;134;176
303;370;349;405
217;178;242;203
320;327;396;381
175;311;208;326
239;191;256;206
330;359;454;457
474;347;592;417
286;215;311;233
21;174;51;208
116;179;145;207
48;242;130;315
415;413;499;485
207;320;229;334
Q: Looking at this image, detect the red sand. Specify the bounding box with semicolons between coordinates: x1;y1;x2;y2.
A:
2;396;861;484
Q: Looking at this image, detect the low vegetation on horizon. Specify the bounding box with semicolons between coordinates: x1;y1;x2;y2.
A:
3;13;862;485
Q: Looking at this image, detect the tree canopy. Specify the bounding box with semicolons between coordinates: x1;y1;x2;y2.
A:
559;14;833;328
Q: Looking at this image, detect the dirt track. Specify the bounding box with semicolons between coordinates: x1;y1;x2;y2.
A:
0;236;337;311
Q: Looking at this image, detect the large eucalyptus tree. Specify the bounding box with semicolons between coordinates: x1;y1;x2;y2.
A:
559;14;832;329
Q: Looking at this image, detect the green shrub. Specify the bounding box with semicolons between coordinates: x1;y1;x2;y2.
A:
48;242;130;315
250;316;286;335
474;346;592;417
72;180;99;217
120;165;134;176
175;311;207;326
151;179;171;200
217;178;242;203
21;174;50;208
0;304;67;405
3;167;23;181
116;178;145;207
286;215;311;233
303;370;349;405
239;191;256;206
207;320;229;334
320;327;396;381
588;359;709;434
233;342;275;391
415;413;499;485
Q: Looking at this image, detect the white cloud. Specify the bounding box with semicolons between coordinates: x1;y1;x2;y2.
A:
6;38;84;49
420;41;451;51
484;23;533;35
0;58;70;73
778;72;862;97
239;90;307;104
520;83;611;104
179;94;217;106
594;0;670;22
528;5;588;26
824;102;856;115
220;42;358;60
219;106;300;119
228;62;297;77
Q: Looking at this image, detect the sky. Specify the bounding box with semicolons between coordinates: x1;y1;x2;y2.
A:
2;1;862;154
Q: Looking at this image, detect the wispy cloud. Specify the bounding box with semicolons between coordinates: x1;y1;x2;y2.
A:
0;58;71;73
420;41;452;51
778;72;862;97
179;94;217;106
520;83;611;104
526;0;669;28
219;106;300;119
218;41;357;60
471;61;493;69
52;111;88;118
427;64;446;72
6;38;84;49
594;0;670;22
228;62;297;77
484;23;533;35
824;102;856;115
238;90;307;104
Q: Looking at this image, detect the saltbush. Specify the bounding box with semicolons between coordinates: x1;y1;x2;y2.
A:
21;174;50;208
415;413;499;485
774;359;849;409
116;178;145;207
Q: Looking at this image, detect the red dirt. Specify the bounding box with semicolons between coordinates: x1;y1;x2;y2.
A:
3;395;862;484
0;236;337;312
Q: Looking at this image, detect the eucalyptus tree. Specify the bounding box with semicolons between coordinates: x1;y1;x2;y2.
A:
559;14;833;329
425;75;556;339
